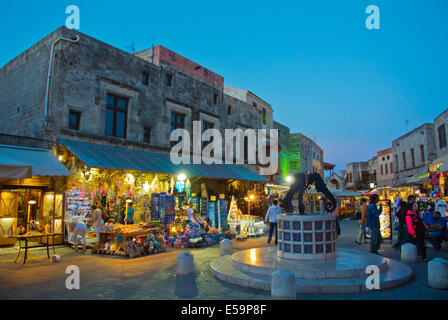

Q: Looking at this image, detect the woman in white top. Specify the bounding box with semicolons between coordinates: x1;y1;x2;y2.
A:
91;204;104;242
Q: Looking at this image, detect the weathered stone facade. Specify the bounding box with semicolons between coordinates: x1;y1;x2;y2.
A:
0;26;281;177
392;123;436;186
288;133;324;177
377;148;394;187
434;109;448;164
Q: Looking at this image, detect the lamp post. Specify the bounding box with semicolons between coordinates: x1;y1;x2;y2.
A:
27;200;37;233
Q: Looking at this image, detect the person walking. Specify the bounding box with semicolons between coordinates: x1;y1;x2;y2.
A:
406;202;428;262
355;199;368;244
366;194;383;255
91;204;104;243
265;200;282;245
333;206;341;237
392;200;408;250
71;218;87;252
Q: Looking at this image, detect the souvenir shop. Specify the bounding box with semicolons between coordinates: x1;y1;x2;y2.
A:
59;139;267;255
0;144;70;247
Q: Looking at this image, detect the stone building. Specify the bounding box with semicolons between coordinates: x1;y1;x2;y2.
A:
0;26;279;176
392;123;436;186
368;156;378;187
272;121;290;184
288;133;324;177
345;162;369;190
376;148;394;187
433;108;448;166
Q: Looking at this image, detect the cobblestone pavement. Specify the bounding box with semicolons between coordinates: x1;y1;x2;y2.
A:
0;219;447;300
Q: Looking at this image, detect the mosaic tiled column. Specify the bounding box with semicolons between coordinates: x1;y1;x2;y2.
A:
277;214;337;260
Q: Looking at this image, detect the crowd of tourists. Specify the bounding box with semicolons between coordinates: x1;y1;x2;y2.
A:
355;194;448;262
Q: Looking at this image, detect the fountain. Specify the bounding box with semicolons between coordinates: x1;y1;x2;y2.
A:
210;173;413;293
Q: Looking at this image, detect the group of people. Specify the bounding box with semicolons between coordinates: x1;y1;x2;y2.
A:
71;203;137;252
355;194;448;262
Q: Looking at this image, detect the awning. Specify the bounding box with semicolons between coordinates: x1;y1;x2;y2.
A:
0;144;70;177
0;154;32;179
439;162;448;173
406;171;430;184
60;139;266;182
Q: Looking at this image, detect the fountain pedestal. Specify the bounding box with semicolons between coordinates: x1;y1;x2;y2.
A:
277;214;336;261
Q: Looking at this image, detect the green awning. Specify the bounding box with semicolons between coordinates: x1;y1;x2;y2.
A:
60;139;266;182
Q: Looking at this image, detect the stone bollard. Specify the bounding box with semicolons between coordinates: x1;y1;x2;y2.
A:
176;253;194;276
220;239;233;256
271;269;296;300
401;243;417;262
428;258;448;289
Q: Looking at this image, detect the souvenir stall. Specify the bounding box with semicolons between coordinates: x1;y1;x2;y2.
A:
227;196;266;240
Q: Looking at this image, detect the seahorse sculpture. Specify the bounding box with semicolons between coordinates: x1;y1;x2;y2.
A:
283;172;337;214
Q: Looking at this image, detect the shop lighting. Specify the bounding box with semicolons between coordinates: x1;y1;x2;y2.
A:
126;173;135;184
249;194;255;200
286;176;293;183
143;181;151;192
177;173;187;182
58;155;63;161
125;199;133;203
244;197;249;201
28;200;37;205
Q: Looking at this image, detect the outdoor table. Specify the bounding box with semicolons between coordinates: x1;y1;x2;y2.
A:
10;233;64;264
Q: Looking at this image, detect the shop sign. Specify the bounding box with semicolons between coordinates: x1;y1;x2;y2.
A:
210;196;217;201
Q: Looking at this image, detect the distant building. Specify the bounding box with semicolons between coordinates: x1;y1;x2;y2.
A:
433;108;448;166
345;162;369;190
288;133;324;177
392;123;436;186
272;121;290;184
376;148;394;187
368;156;378;187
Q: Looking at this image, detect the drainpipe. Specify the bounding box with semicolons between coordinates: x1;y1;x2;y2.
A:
44;35;80;127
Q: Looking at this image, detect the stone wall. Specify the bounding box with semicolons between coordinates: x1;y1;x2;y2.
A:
392;123;436;185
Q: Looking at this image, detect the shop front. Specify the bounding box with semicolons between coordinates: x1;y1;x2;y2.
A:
0;145;70;247
59;139;267;255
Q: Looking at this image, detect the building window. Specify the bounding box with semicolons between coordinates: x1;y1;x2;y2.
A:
106;94;128;138
387;155;390;160
170;112;185;131
143;126;151;144
213;93;218;104
385;163;388;175
252;101;257;108
141;71;149;85
262;108;267;125
411;148;415;168
202;121;214;151
165;73;173;86
420;145;425;163
380;164;384;176
390;162;393;174
438;124;447;149
382;157;385;161
68;109;81;130
402;152;406;169
170;112;186;146
395;155;398;172
227;105;232;115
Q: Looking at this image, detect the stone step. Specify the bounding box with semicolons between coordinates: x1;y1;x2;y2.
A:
210;254;413;294
231;247;388;279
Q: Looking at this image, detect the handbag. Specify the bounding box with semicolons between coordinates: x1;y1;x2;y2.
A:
361;225;371;235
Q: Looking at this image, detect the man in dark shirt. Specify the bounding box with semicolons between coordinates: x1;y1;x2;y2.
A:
366;194;383;254
428;211;448;250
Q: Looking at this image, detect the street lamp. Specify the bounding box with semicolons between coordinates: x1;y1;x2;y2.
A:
27;200;37;233
177;173;187;182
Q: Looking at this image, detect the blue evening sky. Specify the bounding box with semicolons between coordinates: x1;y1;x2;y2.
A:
1;0;447;173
